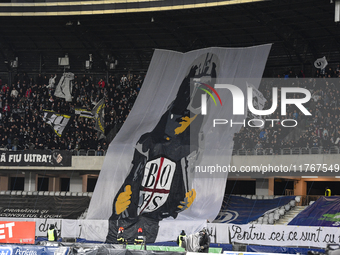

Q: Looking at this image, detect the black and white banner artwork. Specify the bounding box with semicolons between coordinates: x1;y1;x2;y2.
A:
0;195;89;219
86;46;272;243
0;150;72;167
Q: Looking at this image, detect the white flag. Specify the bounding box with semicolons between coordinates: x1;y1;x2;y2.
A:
314;56;328;69
54;72;74;102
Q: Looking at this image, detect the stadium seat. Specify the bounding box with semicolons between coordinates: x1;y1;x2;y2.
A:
38;191;44;196
27;191;33;196
268;218;274;224
60;191;66;196
284;204;291;211
309;201;315;205
257;195;264;199
279;209;285;216
5;191;11;195
32;191;38;195
16;191;22;195
263;196;269;199
251;195;257;199
22;191;27;196
295;196;301;203
54;191;60;196
10;191;16;195
82;192;88;196
246;195;252;199
88;192;93;197
77;192;83;196
289;200;296;207
274;213;280;221
66;192;71;196
71;192;78;196
0;191;5;195
44;191;49;196
49;191;55;196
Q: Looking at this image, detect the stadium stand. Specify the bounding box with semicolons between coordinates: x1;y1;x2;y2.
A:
0;73;143;153
2;70;340;157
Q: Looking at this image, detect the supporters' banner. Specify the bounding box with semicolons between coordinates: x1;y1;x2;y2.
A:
214;195;295;224
0;195;90;219
42;110;74;137
314;56;328;69
86;45;272;242
0;221;35;244
91;98;105;135
227;224;340;248
75;108;94;118
35;219;62;237
0;150;71;166
54;72;74;102
289;196;340;227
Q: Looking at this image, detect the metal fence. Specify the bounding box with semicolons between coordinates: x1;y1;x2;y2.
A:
71;149;107;156
232;146;340;156
231;194;323;206
63;147;340;156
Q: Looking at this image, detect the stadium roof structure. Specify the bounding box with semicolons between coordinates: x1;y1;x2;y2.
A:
0;0;338;76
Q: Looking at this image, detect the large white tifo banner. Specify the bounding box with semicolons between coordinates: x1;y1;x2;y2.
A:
86;46;271;242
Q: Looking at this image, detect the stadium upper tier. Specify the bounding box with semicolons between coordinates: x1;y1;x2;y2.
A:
0;0;338;74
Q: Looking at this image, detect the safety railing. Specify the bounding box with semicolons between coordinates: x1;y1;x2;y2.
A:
232;146;340;156
0;190;93;197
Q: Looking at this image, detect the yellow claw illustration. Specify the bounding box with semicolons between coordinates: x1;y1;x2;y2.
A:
115;185;132;215
177;189;196;212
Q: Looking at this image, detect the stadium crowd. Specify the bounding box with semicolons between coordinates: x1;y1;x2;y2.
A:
233;67;340;155
0;66;339;155
0;72;143;153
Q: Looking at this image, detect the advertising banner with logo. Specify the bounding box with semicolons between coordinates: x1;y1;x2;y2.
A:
0;245;69;255
86;45;271;243
0;221;35;244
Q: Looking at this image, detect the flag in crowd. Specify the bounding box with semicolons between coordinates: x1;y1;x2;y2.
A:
54;72;74;102
75;108;94;118
42;110;74;137
314;56;328;70
91;98;105;136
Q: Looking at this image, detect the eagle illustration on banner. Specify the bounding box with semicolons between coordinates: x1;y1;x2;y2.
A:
106;53;218;243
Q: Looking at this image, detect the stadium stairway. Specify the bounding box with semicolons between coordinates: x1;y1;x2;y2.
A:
274;205;307;225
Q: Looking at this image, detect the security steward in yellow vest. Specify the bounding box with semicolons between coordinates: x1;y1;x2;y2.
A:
47;224;58;241
325;187;331;196
177;230;186;247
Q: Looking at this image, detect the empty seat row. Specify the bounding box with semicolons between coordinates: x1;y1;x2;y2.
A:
235;194;283;199
251;198;298;225
234;195;301;203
